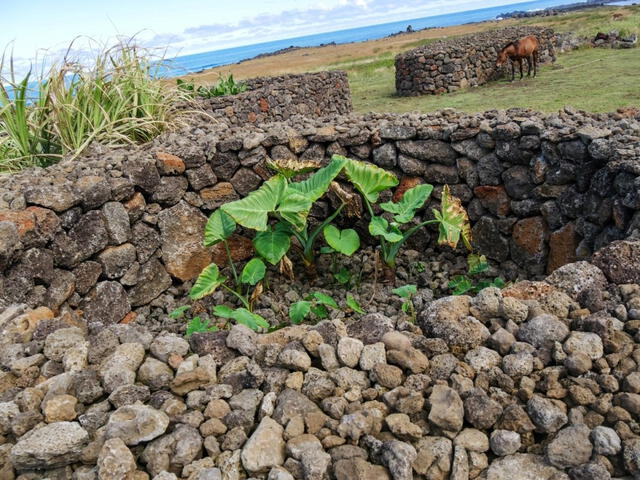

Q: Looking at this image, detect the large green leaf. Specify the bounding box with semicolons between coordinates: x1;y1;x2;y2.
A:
380;184;434;224
231;308;270;331
344;157;398;204
221;175;286;231
277;188;313;231
240;258;266;286
289;301;311;324
189;264;227;300
288;155;347;203
253;228;291;265
323;225;360;256
434;185;472;251
369;216;403;243
204;209;236;246
212;305;235;318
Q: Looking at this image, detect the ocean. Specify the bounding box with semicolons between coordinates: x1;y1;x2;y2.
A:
162;0;600;78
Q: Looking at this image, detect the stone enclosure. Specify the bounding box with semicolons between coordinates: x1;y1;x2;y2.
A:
2;69;640;480
2;100;640;320
395;26;563;96
193;71;352;125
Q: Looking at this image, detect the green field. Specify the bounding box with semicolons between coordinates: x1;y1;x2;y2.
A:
346;47;640;114
323;5;640;114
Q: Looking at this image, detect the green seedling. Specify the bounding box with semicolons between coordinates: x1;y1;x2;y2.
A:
448;254;506;295
169;305;218;337
188;210;270;331
346;294;366;314
185;317;218;337
289;292;339;324
333;267;352;286
392;284;418;320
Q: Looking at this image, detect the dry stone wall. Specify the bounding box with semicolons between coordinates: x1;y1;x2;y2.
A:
1;104;640;326
395;26;560;96
194;71;352;125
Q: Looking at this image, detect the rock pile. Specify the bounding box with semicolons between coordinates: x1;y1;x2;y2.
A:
2;106;640;327
190;71;352;125
593;31;638;49
1;253;640;478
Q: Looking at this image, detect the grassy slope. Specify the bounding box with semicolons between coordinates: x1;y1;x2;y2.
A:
339;5;640;114
184;5;640;114
347;47;640;113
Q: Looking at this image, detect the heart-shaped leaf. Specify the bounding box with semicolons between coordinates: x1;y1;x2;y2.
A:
253;227;291;265
240;258;266;286
204;209;236;247
380;183;434;223
231;308;270;331
221;175;286;231
189;264;226;300
289;301;311;324
323;225;360;256
369;216;403;243
277;188;313;231
288;155;347;203
344;157;398;204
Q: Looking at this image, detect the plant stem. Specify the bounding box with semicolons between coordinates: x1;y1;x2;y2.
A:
223;240;239;287
222;285;251;310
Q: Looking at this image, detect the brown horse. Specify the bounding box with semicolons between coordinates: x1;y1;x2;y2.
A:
496;35;540;81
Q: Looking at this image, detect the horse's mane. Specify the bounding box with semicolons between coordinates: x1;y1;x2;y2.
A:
502;40;518;50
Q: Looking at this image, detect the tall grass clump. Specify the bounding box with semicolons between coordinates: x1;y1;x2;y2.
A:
0;39;188;173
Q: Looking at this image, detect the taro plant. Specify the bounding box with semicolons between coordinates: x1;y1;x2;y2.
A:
187;208;270;331
392;284;418;320
189;258;270;331
344;156;472;270
448;254;506;295
220;155;356;273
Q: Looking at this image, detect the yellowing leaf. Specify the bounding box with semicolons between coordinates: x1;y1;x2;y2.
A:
434;185;472;250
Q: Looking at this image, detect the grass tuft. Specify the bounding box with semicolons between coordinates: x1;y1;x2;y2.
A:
0;39;189;173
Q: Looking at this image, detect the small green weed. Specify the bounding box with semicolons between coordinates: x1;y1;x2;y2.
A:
177;73;247;98
448;254;506;295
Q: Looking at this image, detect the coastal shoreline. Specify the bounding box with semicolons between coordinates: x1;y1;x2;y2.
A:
184;0;631;80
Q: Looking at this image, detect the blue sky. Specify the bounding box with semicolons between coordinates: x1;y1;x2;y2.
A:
4;0;533;73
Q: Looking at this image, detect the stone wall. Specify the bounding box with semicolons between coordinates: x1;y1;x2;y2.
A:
195;71;352;125
395;26;560;96
1;106;640;325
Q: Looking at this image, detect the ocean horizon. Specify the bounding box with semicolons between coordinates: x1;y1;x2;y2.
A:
161;0;606;78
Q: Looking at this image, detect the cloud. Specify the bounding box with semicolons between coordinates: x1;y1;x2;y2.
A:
164;0;516;56
6;0;523;77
